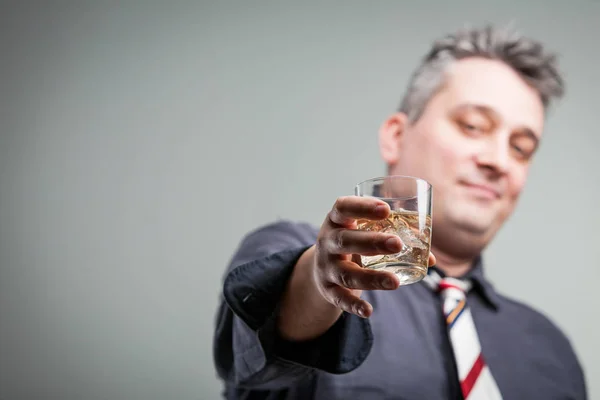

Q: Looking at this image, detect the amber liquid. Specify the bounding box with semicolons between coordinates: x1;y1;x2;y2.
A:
357;210;431;285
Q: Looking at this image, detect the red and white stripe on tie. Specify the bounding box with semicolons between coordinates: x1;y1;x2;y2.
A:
424;271;503;400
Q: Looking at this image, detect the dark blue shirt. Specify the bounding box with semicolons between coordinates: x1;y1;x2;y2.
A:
213;220;587;399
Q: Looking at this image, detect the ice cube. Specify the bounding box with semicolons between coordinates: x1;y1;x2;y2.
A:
398;227;426;250
362;218;396;233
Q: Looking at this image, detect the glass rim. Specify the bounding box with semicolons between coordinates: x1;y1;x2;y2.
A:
355;174;432;190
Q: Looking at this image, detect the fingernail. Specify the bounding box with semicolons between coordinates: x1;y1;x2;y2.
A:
375;204;388;215
357;305;366;318
382;277;396;289
385;237;401;252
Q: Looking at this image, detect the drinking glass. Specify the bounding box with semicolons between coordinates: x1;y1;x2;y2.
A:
354;175;432;285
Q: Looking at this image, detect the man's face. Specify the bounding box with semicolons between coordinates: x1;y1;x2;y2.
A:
381;57;545;254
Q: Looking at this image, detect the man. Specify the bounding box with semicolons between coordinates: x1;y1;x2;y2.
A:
213;24;587;399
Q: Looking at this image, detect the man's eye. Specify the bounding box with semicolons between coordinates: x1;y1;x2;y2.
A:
459;121;483;134
511;142;534;161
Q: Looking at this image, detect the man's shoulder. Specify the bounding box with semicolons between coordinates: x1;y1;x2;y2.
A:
496;291;575;348
494;291;586;393
229;219;319;267
249;219;319;236
242;219;319;245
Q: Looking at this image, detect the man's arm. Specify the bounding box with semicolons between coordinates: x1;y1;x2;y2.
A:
214;197;433;390
213;220;375;390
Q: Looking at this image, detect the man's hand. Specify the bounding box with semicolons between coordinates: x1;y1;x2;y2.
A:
277;195;435;341
313;196;435;318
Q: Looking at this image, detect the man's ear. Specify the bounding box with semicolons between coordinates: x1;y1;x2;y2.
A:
379;112;408;167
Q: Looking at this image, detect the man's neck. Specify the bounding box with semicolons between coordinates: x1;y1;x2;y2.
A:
430;244;476;278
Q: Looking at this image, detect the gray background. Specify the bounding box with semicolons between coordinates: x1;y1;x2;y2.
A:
1;1;598;399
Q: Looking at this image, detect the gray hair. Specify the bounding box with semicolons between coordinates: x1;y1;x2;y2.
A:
398;24;565;122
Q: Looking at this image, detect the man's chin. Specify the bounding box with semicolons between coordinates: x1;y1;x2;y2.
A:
449;213;495;236
431;220;492;259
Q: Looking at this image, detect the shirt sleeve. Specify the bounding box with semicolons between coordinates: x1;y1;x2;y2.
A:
213;220;373;390
565;340;587;400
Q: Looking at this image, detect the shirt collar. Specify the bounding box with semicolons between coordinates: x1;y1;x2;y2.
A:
429;256;501;311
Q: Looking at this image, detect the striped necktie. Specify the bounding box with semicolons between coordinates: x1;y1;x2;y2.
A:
424;270;503;400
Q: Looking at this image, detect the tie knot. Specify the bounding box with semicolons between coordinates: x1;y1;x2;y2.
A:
439;278;468;292
423;270;472;299
438;277;470;301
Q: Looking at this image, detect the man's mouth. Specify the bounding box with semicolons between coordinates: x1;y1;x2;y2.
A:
460;181;502;200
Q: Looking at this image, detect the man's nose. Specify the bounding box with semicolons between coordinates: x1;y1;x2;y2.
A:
474;136;510;176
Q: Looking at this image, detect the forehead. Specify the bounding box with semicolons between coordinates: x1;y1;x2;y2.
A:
439;58;545;136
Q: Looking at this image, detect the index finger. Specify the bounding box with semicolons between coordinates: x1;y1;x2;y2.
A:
329;196;390;227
